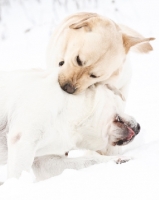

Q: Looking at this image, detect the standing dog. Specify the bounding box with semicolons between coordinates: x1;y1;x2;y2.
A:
47;12;153;156
0;68;140;181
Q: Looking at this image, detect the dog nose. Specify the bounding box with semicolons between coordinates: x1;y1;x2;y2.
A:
62;83;76;94
136;123;141;135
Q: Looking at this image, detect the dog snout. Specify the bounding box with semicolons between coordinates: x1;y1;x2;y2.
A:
135;123;141;135
62;83;76;94
115;115;140;136
130;122;141;136
113;115;141;146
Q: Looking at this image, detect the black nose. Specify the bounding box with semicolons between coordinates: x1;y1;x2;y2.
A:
62;83;76;94
136;123;141;135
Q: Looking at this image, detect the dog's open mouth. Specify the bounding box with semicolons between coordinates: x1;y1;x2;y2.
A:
115;129;135;146
113;115;136;146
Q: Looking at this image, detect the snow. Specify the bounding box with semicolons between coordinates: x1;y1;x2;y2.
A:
0;0;159;199
1;140;159;200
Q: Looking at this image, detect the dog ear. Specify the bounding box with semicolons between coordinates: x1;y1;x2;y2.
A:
70;20;89;29
119;24;155;53
69;13;97;30
122;34;155;53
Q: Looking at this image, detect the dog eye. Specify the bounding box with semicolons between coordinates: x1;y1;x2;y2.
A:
59;61;64;66
90;74;98;78
76;56;83;66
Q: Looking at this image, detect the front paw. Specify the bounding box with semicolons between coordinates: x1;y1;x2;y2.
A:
115;156;132;164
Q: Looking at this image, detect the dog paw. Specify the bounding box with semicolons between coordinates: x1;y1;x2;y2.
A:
115;156;132;164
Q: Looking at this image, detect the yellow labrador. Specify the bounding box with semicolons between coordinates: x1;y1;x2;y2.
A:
47;12;154;100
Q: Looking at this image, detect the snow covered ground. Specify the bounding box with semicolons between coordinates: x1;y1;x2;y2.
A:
0;0;159;199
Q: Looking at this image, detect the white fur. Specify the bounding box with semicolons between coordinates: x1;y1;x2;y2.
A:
0;68;138;180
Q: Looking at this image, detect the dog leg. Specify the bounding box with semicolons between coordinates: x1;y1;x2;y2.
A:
97;145;122;156
7;132;37;179
32;154;131;181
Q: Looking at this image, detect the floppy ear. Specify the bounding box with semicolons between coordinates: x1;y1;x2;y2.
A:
119;24;155;53
70;20;89;29
69;13;97;30
122;34;155;53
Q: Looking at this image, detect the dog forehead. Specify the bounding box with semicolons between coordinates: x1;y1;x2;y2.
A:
64;34;118;68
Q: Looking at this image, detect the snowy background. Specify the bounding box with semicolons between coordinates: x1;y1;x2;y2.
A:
0;0;159;199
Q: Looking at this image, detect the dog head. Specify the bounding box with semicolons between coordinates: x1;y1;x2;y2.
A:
73;84;140;151
96;86;141;148
49;12;154;94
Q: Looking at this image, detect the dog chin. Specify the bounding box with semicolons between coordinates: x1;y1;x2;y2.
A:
113;136;135;146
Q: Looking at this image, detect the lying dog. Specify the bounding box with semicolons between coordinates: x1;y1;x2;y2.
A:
47;12;154;99
0;68;140;181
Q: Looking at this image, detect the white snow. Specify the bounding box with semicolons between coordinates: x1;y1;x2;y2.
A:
0;0;159;199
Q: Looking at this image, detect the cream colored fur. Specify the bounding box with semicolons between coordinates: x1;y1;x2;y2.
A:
47;12;154;99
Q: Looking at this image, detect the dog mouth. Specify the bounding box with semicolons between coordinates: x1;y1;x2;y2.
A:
113;115;137;146
116;126;135;146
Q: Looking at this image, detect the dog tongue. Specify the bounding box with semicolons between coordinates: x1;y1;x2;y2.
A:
126;127;135;140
